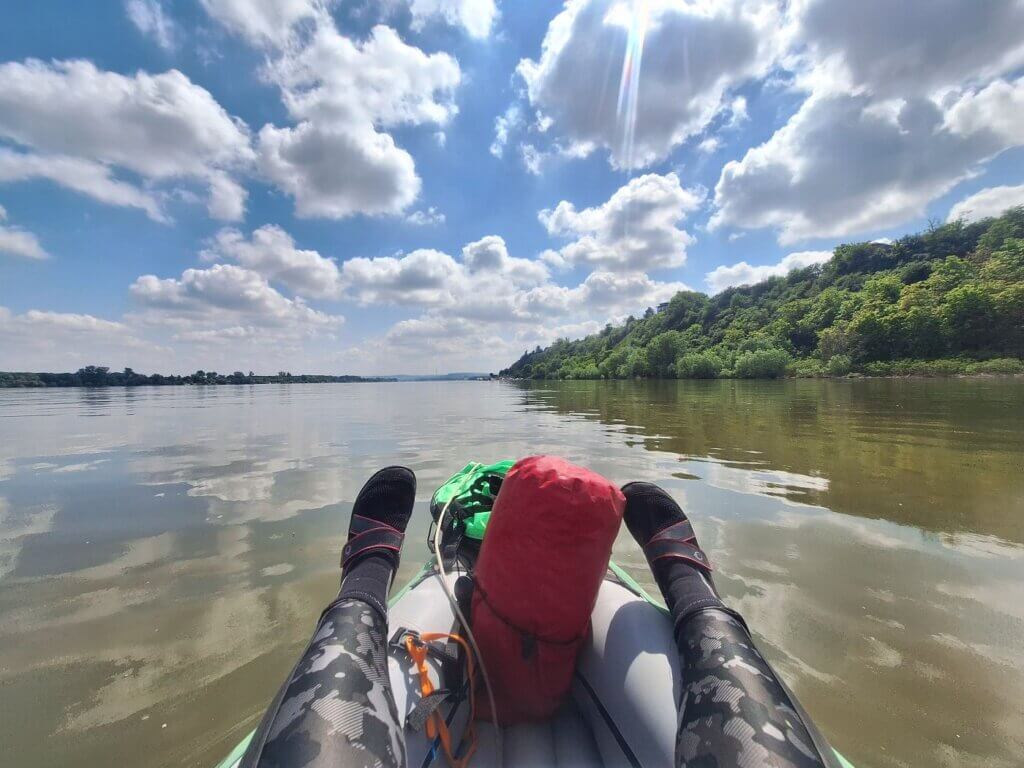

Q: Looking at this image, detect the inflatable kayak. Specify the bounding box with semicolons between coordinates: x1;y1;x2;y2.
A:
214;461;855;768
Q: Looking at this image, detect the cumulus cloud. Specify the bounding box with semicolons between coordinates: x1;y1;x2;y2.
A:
0;60;253;178
0;59;252;221
948;185;1024;223
338;233;552;310
518;0;779;168
201;225;342;299
408;0;498;39
709;0;1024;243
491;105;521;158
126;0;177;50
372;265;684;369
794;0;1024;98
461;235;549;285
206;172;248;222
539;173;702;272
257;122;419;219
705;250;832;294
0;306;158;370
130;264;343;337
251;21;459;219
332;179;695;362
340;249;460;306
199;0;324;47
405;206;445;226
7;309;129;335
0;205;48;259
711;85;1024;244
0;149;164;221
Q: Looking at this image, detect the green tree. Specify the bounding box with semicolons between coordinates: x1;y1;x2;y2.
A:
942;284;996;351
646;331;685;377
676;351;723;379
734;349;791;378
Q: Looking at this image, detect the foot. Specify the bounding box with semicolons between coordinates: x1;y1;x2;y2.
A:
621;482;712;573
342;466;416;574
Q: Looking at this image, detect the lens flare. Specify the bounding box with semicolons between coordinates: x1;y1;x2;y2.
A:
615;0;650;170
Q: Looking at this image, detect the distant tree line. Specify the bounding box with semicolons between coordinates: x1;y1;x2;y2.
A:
501;207;1024;380
0;367;396;388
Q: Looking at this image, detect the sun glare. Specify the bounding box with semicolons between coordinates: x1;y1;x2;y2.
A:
613;0;650;170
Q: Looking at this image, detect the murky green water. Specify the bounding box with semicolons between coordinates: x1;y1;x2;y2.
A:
0;380;1022;767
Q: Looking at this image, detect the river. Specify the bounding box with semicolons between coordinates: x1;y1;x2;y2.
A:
0;379;1022;767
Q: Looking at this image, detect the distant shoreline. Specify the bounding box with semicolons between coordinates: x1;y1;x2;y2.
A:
0;367;397;388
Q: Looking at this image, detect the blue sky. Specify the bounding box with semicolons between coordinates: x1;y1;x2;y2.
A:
1;0;1023;375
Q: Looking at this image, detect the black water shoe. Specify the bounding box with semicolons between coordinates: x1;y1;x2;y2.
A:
338;466;416;617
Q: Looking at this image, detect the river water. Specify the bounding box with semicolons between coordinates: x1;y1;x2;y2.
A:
0;380;1021;767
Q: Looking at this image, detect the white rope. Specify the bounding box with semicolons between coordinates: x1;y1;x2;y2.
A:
433;500;503;768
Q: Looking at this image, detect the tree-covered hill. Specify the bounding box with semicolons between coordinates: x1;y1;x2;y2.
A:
501;208;1024;380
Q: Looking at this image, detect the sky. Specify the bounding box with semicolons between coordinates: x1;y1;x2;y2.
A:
0;0;1023;376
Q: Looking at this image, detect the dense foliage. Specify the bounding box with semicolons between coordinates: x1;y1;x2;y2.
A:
0;367;394;387
502;208;1024;380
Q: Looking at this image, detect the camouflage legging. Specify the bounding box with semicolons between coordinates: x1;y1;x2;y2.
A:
240;598;834;768
675;608;835;768
240;598;405;768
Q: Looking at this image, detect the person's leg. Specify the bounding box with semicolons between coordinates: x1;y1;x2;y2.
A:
622;482;837;768
241;467;416;768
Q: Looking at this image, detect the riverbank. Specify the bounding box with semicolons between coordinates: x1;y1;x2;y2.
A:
501;356;1024;382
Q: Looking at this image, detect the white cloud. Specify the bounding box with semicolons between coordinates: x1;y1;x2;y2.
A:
706;250;832;293
575;269;687;312
944;77;1024;144
514;320;603;348
9;309;129;335
0;206;47;259
0;59;252;221
793;0;1024;98
0;149;165;221
201;225;342;299
254;21;460;219
409;0;498;39
707;0;1024;244
461;235;550;285
130;264;343;335
257;122;419;219
728;96;749;126
206;172;248;222
0;306;157;371
268;24;460;129
339;233;552;311
711;84;1024;244
199;0;324;47
370;265;686;369
520;144;543;175
491;105;521;158
405;206;445;226
539;172;702;272
126;0;177;51
0;60;253;179
340;248;460;306
385;314;479;348
697;137;721;154
948;185;1024;223
0;227;47;260
518;0;780;168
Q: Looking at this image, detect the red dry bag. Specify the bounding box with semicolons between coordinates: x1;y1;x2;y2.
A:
470;455;624;723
